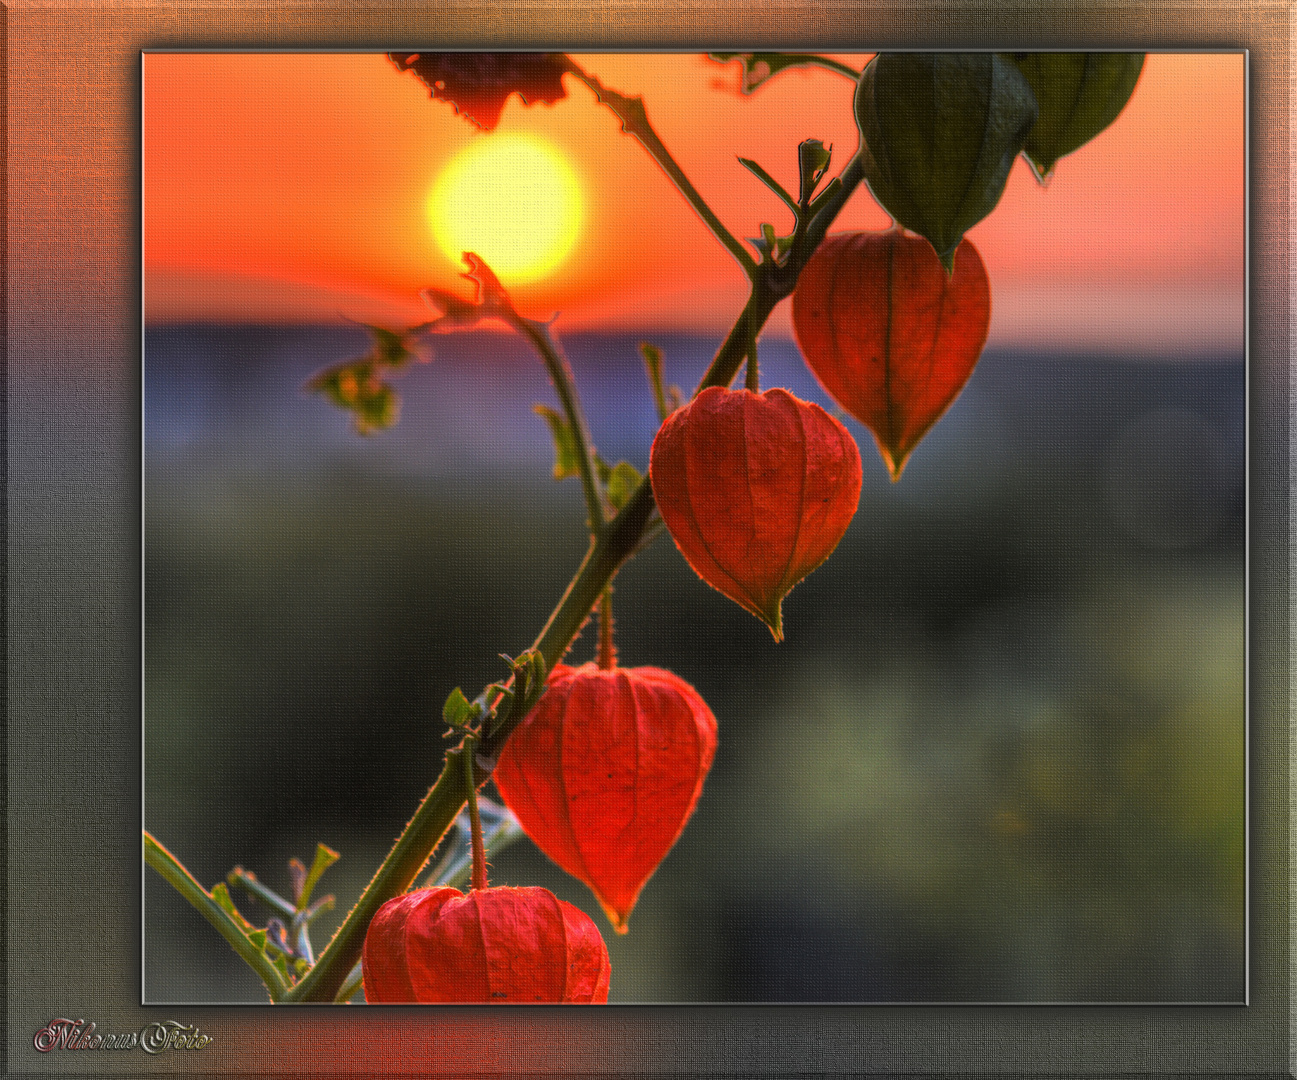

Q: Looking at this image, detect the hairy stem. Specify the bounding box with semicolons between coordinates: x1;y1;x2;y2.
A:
145;833;289;1001
283;66;869;1006
286;181;863;1002
598;586;617;670
285;758;474;1002
462;747;489;892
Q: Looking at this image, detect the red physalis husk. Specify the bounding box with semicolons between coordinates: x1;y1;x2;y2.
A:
492;663;718;933
361;885;610;1003
791;229;991;481
648;386;863;641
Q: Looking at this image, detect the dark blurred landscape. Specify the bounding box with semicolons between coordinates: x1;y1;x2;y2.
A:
144;323;1245;1003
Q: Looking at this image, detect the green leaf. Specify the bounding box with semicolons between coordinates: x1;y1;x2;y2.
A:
487;684;515;717
746;221;795;265
800;138;831;178
305;323;429;436
442;687;482;730
640;342;674;421
248;927;268;952
306;359;398;435
505;650;548;709
295;843;340;912
211;881;252;929
798;138;832;204
856;53;1038;272
604;461;643;512
485;649;549;742
1002;52;1144;181
363;321;431;367
737;157;798;214
533;403;581;480
355;383;397;434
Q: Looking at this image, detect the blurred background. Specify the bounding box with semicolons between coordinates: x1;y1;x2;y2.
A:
143;323;1245;1003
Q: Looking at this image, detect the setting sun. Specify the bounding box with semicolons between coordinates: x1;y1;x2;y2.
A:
427;131;583;284
141;52;1244;350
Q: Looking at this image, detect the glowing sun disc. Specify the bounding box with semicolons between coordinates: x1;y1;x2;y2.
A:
427;132;583;284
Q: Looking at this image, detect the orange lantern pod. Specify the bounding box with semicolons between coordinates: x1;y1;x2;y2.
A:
493;662;717;933
649;386;862;640
361;885;611;1003
792;230;991;481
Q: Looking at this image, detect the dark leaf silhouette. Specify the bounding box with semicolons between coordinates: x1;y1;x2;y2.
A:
389;52;572;131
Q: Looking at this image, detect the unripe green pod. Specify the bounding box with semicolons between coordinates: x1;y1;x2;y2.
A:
1001;52;1145;181
855;53;1038;272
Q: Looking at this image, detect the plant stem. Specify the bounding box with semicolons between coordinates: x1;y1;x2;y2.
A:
597;586;617;670
511;313;607;533
801;55;862;81
568;60;758;279
144;832;289;1001
284;79;869;1008
293;282;797;1005
291;325;740;1000
211;205;858;1005
697;287;778;393
639;343;670;422
285;754;474;1003
294;843;340;912
509;515;644;708
423;809;525;892
462;747;489;892
337;963;365;1005
227;867;296;920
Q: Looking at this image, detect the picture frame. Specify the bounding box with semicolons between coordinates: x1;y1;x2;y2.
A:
8;2;1290;1075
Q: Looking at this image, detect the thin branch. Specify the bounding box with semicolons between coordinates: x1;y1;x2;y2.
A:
569;60;759;278
145;833;290;1001
284;68;872;1008
738;156;799;217
510;313;608;534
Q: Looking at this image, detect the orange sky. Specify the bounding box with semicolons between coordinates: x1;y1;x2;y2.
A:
143;52;1245;355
